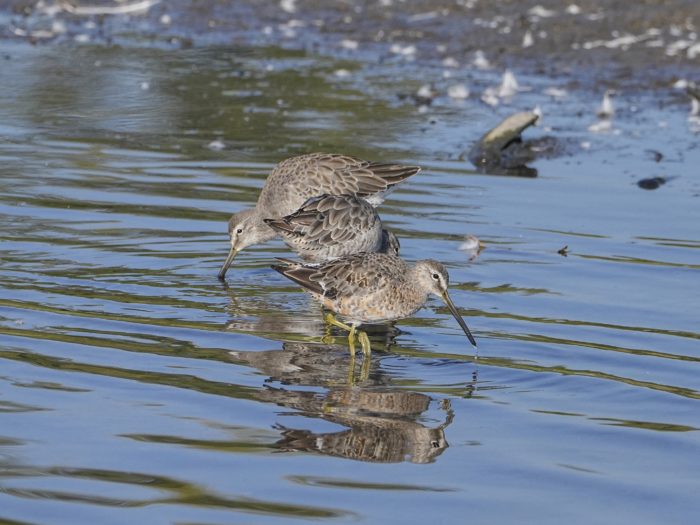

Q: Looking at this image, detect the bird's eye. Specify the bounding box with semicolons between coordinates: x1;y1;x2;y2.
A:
432;273;440;280
236;228;243;234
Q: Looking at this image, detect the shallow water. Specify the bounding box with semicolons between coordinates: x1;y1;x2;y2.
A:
1;40;699;525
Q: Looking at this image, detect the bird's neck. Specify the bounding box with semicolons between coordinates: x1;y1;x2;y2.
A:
251;210;279;243
406;265;430;301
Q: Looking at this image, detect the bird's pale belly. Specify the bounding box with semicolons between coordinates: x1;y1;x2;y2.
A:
316;292;419;324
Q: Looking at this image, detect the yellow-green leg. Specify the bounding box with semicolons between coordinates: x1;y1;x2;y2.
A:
358;331;371;356
325;313;353;331
324;313;371;358
325;313;356;357
347;325;359;358
346;326;372;359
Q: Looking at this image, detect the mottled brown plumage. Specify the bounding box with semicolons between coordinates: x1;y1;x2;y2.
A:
264;194;400;261
272;253;477;351
219;153;420;279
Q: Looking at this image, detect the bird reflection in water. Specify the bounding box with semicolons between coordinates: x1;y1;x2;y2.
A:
271;389;452;464
230;341;478;464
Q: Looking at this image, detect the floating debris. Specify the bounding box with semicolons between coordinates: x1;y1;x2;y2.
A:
533;105;543;121
481;70;521;107
687;42;700;59
588;119;614;133
528;5;557;18
280;0;297;14
498;70;520;98
544;87;568;99
416;84;435;99
442;57;460;68
60;0;160;16
687;82;700;119
580;28;661;52
390;43;417;58
207;139;226;151
468;110;541;176
398;84;436;107
645;150;663;163
407;10;441;23
685;83;700;131
447;84;470;99
472;50;492;70
340;39;359;51
459;235;484;260
690;105;700;131
596;89;615;119
665;38;695;57
9;20;66;40
688;82;700;102
589;89;616;132
637;177;668;190
480;88;499;107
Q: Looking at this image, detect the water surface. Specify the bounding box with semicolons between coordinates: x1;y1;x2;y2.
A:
1;38;699;525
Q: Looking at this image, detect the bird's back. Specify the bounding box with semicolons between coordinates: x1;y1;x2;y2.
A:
257;153;420;218
265;194;386;261
273;253;425;323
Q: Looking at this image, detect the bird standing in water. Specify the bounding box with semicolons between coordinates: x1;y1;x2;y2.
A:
218;153;419;279
272;252;477;356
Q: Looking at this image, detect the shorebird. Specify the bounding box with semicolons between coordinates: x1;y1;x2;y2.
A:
218;153;420;279
272;253;477;356
264;194;400;262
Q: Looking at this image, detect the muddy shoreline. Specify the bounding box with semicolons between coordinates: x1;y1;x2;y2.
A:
3;0;699;92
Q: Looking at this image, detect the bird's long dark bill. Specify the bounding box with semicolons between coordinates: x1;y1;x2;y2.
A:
441;291;477;347
217;246;238;280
